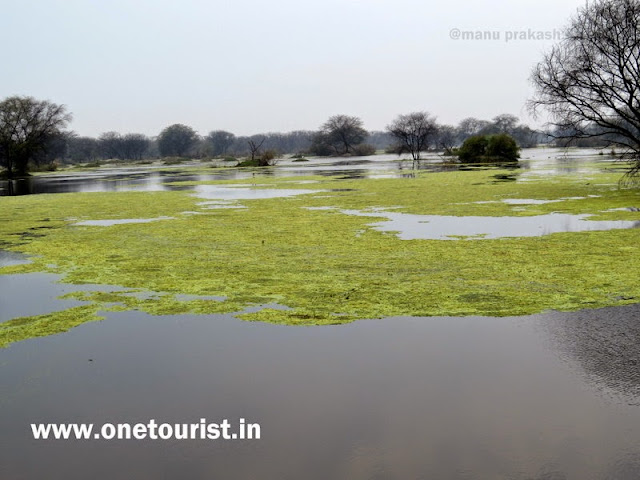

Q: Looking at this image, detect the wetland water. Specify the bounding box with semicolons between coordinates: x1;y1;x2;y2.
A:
1;296;640;479
0;147;620;196
1;149;639;479
340;209;640;239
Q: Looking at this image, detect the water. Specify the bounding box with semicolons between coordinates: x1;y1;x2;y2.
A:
1;300;639;479
0;148;621;196
339;209;640;240
0;171;247;196
2;148;639;478
74;217;175;227
0;249;30;267
0;272;125;323
193;185;323;200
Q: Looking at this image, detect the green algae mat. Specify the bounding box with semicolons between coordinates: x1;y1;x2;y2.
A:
1;168;640;347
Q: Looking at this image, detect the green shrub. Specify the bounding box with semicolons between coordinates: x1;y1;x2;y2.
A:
458;135;489;163
458;134;519;163
237;158;262;167
237;152;277;167
485;134;519;161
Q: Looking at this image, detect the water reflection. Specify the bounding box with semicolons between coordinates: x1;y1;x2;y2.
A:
0;148;615;197
0;272;125;323
0;249;30;267
338;209;640;240
0;171;252;196
1;304;640;479
193;185;322;201
518;147;619;178
74;217;175;227
540;305;640;405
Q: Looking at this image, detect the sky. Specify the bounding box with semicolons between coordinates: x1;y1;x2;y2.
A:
0;0;586;137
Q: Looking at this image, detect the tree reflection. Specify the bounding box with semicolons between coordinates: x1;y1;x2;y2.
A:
542;303;640;405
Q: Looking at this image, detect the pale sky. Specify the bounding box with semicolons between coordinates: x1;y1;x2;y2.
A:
0;0;585;137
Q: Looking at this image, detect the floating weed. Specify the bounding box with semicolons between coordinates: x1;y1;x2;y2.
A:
0;305;103;348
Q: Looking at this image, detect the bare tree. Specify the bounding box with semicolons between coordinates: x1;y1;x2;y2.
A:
529;0;640;178
247;136;265;163
435;125;458;154
457;117;490;141
313;114;367;156
0;96;71;177
490;114;519;134
387;111;438;161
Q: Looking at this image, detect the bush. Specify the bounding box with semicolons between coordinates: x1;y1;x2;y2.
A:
260;150;277;165
351;143;377;156
309;135;335;156
237;151;278;167
486;134;519;161
385;144;403;154
457;134;519;163
29;161;59;172
237;158;259;167
457;135;488;163
162;157;188;165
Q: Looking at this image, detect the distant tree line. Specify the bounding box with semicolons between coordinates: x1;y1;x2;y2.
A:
0;96;568;178
6;106;617;172
307;113;550;158
64;128;320;163
0;94;555;177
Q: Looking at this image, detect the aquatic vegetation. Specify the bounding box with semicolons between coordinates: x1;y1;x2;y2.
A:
0;305;103;348
1;169;639;347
